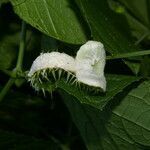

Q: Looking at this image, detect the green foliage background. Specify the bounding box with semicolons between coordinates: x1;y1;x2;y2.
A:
0;0;150;149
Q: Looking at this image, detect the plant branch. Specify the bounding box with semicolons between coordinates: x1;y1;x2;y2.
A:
1;70;13;77
16;21;26;71
0;78;15;102
134;32;150;45
0;21;27;102
106;50;150;60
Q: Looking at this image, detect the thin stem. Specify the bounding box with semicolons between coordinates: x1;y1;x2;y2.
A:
49;136;70;150
0;78;15;102
106;50;150;60
1;70;13;77
134;32;150;45
0;21;27;102
16;21;26;71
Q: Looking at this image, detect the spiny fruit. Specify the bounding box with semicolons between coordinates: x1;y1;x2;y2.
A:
28;52;76;92
28;41;106;94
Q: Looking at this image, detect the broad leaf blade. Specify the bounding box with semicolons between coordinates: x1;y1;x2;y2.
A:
76;0;139;54
118;0;149;26
110;0;150;41
58;74;140;110
11;0;87;44
111;81;150;146
76;0;142;74
63;81;150;149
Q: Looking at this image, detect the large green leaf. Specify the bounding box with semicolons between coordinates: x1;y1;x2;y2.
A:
75;0;139;55
11;0;87;44
63;80;150;149
118;0;150;27
58;74;140;110
110;0;150;42
75;0;143;75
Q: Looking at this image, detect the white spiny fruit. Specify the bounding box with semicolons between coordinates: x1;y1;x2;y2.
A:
28;41;106;93
28;52;76;91
75;41;106;91
28;52;76;77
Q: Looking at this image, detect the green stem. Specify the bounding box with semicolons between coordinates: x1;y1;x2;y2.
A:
1;70;13;77
106;50;150;60
134;32;150;45
0;21;26;102
16;21;26;70
0;78;15;102
49;136;70;150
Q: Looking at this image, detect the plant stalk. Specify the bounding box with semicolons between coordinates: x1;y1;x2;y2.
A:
106;50;150;60
0;21;26;102
0;78;15;101
16;21;26;70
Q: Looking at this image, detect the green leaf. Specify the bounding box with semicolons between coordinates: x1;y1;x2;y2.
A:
11;0;87;44
108;0;150;42
0;130;59;150
75;0;139;55
110;0;150;42
118;0;150;27
58;74;140;110
124;60;140;75
63;80;150;149
75;0;142;74
122;11;149;42
140;56;150;77
109;81;150;147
